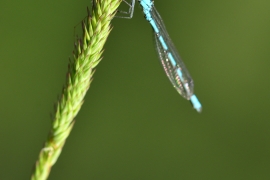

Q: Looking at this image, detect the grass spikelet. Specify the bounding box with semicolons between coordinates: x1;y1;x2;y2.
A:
31;0;122;179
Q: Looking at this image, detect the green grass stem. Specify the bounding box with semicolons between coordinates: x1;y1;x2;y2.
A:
31;0;122;179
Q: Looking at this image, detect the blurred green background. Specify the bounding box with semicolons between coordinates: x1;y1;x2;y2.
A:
1;0;270;179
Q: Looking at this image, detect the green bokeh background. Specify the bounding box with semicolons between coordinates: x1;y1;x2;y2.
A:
1;0;270;179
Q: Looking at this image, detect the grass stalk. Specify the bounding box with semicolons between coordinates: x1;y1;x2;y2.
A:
31;0;122;179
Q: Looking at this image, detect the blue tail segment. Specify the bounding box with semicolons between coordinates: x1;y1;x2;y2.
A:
190;95;202;113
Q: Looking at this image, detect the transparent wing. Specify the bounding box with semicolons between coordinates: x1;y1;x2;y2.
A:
154;33;187;97
151;6;194;99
